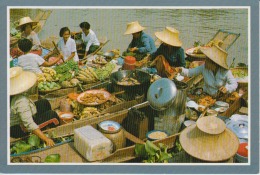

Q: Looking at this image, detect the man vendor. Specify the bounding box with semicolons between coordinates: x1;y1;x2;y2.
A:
179;45;238;97
79;22;100;58
148;27;186;79
123;21;156;61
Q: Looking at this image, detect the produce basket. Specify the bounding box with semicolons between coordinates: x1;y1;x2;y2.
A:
44;93;68;110
38;86;61;95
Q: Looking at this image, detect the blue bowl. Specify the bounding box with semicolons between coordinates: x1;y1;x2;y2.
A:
146;130;168;141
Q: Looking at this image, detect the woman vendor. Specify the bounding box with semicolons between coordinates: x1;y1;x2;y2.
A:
179;45;238;97
123;21;156;61
17;38;62;74
44;27;79;64
148;27;186;79
10;17;42;58
10;67;60;146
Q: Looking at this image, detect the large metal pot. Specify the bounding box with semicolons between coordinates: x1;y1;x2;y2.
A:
110;70;151;95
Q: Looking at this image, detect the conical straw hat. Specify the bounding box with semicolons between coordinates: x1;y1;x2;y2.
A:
10;67;37;96
16;16;38;30
199;45;229;69
179;124;239;162
196;116;226;135
124;21;145;35
155;27;182;47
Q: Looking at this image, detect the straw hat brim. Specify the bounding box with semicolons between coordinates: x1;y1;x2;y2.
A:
16;21;38;30
10;67;37;96
196;116;226;135
155;31;182;47
124;26;145;35
200;46;229;69
180;124;239;162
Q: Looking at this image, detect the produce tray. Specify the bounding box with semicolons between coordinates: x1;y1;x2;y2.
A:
38;86;61;95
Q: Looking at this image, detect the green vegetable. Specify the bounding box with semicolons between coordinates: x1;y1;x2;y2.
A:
135;140;172;163
94;63;115;81
11;141;31;154
28;134;41;147
44;154;61;163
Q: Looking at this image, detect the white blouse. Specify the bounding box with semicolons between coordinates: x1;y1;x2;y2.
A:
57;37;79;62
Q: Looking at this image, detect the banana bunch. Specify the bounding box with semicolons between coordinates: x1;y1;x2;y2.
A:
77;67;99;84
36;73;46;83
41;67;56;76
39;67;59;82
79;107;100;120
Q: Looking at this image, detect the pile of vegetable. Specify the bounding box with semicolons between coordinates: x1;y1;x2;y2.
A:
11;134;73;156
54;60;79;83
37;67;59;82
135;140;172;163
231;68;248;83
94;62;115;81
38;81;61;91
60;78;80;88
77;67;99;83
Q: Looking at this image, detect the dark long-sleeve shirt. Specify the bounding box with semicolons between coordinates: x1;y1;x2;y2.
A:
127;32;157;54
151;44;186;67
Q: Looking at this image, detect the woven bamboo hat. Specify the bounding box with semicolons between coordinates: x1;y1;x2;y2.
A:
200;45;229;69
124;21;145;35
10;67;37;96
16;16;38;30
179;124;239;162
155;27;182;47
196;116;226;135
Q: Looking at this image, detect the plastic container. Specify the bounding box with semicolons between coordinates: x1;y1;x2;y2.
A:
98;121;126;151
123;56;136;70
74;125;113;161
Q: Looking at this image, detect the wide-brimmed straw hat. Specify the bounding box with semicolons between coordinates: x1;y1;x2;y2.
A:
179;124;239;162
196;116;226;135
200;45;229;69
10;67;37;96
16;16;38;30
155;27;182;47
124;21;145;35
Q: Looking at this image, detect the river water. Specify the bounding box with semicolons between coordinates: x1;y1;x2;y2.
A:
10;8;248;65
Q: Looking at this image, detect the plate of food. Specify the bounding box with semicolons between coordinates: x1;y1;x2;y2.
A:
215;101;230;108
77;89;111;106
92;56;108;65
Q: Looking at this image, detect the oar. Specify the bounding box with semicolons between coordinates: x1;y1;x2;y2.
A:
52;41;65;63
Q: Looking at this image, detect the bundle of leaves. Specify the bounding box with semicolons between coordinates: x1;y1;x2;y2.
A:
135;140;172;163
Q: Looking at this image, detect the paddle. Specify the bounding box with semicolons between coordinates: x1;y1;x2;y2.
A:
52;41;65;63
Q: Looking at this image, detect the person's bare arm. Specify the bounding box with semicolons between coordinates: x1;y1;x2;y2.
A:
41;54;62;67
32;128;55;147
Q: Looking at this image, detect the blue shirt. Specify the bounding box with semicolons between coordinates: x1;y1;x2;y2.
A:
151;44;186;67
182;65;238;96
127;32;156;54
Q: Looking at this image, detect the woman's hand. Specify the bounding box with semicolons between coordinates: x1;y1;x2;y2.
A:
129;47;138;52
176;67;183;73
45;138;55;147
219;86;227;94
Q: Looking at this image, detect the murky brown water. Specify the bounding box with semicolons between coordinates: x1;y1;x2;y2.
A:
10;8;248;65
